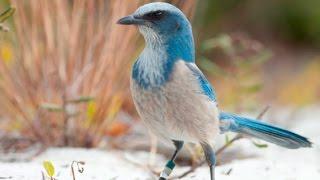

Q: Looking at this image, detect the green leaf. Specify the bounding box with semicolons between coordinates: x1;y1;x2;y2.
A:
67;96;94;104
244;83;263;93
198;57;228;77
0;7;15;23
201;34;233;52
85;101;97;127
252;140;268;148
43;161;55;177
251;50;272;65
40;103;63;112
225;134;230;144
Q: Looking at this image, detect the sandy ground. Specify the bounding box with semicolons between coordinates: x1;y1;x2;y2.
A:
0;106;319;180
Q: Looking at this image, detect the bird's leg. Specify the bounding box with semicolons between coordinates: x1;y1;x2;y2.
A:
159;140;184;180
201;143;216;180
171;140;184;161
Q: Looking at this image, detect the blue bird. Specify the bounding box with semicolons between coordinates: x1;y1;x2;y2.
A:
118;2;312;180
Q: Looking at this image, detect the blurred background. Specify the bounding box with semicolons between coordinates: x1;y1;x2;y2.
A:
0;0;319;169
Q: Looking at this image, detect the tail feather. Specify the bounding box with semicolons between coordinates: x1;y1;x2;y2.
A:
219;112;312;149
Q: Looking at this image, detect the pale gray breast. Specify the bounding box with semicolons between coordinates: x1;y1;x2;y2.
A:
131;60;220;143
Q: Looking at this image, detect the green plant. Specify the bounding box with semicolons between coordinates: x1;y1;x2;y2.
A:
198;33;271;110
43;161;55;180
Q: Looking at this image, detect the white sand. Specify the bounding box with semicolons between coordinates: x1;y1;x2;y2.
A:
0;107;319;180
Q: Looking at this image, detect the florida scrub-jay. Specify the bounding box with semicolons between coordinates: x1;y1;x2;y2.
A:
117;2;312;180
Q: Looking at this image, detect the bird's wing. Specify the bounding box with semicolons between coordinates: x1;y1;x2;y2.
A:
185;62;217;102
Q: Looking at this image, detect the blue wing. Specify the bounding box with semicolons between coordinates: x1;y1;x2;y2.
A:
185;63;217;102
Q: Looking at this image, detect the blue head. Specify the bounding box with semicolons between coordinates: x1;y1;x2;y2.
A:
118;2;195;62
118;2;195;89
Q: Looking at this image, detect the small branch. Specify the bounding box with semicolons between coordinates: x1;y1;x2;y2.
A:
256;105;270;120
41;172;45;180
71;161;85;180
71;162;76;180
0;176;12;179
225;168;233;175
172;106;270;179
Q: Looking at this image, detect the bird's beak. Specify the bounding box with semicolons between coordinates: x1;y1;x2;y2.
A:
117;15;144;25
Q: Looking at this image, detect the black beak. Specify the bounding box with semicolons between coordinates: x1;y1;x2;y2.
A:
117;15;144;25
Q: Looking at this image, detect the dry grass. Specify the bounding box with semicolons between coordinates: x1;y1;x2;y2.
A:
0;0;197;148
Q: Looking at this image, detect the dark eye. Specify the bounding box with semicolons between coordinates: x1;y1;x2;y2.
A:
142;11;165;21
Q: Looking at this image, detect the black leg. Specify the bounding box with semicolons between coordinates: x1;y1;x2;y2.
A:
171;140;184;160
159;140;184;180
201;143;216;180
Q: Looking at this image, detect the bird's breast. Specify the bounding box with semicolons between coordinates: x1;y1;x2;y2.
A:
130;60;219;143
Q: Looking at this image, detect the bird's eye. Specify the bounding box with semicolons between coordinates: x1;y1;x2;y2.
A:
143;11;165;21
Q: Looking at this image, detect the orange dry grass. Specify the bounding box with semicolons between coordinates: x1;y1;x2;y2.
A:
0;0;196;147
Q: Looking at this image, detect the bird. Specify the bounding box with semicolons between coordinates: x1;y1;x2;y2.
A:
117;2;312;180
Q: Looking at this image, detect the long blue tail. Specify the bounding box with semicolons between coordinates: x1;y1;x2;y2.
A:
219;112;312;149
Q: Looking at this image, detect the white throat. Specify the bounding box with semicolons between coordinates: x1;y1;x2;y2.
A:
135;29;167;87
138;26;163;46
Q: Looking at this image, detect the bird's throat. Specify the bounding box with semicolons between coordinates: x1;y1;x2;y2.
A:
132;32;195;89
132;45;169;89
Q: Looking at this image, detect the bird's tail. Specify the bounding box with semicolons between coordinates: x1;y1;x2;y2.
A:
219;112;312;149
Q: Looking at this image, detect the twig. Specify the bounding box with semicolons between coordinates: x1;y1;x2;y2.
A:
225;168;233;175
71;161;85;180
256;105;270;120
41;171;45;180
0;176;12;179
221;168;233;175
172;106;270;179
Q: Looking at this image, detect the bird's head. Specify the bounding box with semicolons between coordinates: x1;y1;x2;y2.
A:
117;2;193;46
